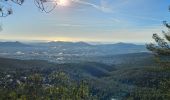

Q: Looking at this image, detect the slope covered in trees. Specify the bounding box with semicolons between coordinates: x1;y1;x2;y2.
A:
0;52;157;100
0;50;170;99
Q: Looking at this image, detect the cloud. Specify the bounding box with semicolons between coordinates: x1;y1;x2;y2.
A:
70;0;136;13
71;0;161;22
71;0;113;13
55;23;83;27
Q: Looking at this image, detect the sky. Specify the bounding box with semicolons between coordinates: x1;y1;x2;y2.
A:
0;0;170;43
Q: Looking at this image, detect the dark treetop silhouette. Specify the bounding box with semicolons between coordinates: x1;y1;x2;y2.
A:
0;0;57;17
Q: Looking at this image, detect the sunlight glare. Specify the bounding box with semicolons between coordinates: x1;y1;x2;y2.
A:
56;0;70;6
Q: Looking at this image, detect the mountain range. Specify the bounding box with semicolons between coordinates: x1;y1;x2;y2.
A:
0;41;30;47
0;41;146;49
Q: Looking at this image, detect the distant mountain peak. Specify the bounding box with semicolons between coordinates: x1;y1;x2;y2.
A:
42;41;91;47
114;42;137;46
0;41;29;47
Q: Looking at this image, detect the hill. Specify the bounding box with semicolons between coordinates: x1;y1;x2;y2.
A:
0;52;159;99
35;41;91;47
0;57;115;78
0;41;30;47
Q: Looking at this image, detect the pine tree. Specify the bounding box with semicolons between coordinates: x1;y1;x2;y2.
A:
146;13;170;66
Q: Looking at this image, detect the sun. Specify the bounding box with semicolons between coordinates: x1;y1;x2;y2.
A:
57;0;70;6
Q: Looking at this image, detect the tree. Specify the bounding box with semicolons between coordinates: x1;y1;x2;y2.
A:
0;71;96;100
0;0;57;17
146;21;170;65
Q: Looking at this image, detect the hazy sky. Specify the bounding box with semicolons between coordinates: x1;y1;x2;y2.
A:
0;0;170;43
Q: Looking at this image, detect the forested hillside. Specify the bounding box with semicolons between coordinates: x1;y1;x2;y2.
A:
0;52;159;100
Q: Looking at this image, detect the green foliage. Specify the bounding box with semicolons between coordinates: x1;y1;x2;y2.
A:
146;21;170;66
0;71;95;100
